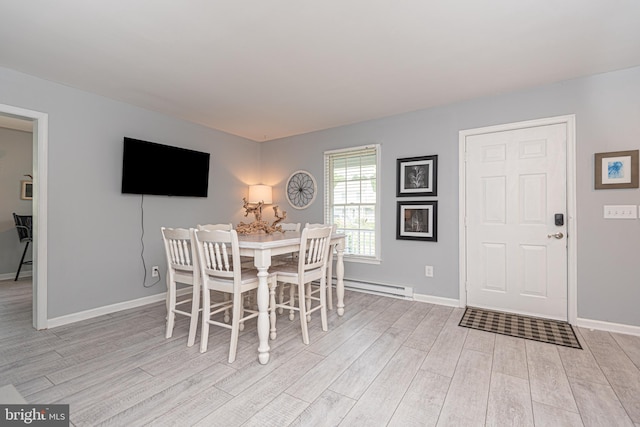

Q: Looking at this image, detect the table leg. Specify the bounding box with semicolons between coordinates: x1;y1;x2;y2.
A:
336;241;345;316
254;250;271;364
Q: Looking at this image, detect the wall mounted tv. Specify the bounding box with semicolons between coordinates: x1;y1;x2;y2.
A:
121;137;210;197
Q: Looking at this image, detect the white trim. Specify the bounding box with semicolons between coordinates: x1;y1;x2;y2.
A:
342;256;381;265
324;144;378;155
0;103;48;330
413;293;459;307
324;144;381;261
47;289;180;329
0;271;33;281
576;317;640;337
458;115;577;324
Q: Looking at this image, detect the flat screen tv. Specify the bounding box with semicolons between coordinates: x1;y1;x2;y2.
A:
121;137;210;197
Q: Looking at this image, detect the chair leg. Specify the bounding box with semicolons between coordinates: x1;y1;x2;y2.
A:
289;283;296;320
14;241;29;281
228;292;242;363
278;284;285;314
223;293;231;323
269;277;277;340
165;277;177;339
306;282;312;323
239;295;246;332
326;251;334;310
320;276;328;332
186;282;200;347
297;283;310;345
200;288;211;353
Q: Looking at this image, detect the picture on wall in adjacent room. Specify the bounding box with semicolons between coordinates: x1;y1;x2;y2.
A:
397;201;437;241
595;149;639;189
20;180;33;200
397;155;437;197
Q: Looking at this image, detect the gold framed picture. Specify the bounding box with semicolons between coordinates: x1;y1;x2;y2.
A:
21;180;33;200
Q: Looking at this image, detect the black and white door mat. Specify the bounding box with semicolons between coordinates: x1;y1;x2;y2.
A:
459;306;582;349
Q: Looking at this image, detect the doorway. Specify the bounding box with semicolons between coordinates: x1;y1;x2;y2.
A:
0;103;48;329
458;115;577;323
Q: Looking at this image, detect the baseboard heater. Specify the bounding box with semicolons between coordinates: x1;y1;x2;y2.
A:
331;278;413;299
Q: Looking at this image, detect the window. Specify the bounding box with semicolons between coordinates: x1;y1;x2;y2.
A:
324;145;380;262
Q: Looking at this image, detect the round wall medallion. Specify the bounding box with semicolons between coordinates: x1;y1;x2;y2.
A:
286;170;317;209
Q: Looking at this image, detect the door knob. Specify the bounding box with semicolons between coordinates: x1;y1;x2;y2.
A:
547;232;564;239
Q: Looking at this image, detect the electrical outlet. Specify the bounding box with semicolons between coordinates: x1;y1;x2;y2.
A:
152;266;159;277
425;265;434;277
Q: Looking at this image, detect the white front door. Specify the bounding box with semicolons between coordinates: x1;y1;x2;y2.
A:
464;122;568;320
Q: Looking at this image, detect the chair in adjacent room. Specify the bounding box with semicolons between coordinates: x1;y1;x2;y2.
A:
194;228;275;362
161;227;201;347
270;225;333;344
12;213;33;281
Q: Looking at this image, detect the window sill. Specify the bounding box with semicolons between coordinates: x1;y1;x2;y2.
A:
341;256;381;265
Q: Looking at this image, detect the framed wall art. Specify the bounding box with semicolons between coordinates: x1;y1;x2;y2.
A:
397;201;437;241
397;155;437;197
594;150;639;189
20;180;33;200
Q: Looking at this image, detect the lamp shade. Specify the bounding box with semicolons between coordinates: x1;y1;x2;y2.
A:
248;184;272;204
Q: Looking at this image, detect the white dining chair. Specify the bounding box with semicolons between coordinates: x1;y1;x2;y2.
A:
194;228;275;362
161;227;201;347
197;223;233;231
274;223;301;312
279;222;301;232
270;225;333;344
198;223;235;319
305;223;337;310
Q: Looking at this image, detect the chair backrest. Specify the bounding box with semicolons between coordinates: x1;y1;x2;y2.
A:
305;222;337;233
197;223;233;231
13;213;33;242
297;226;333;275
280;223;301;232
161;227;197;279
193;228;242;286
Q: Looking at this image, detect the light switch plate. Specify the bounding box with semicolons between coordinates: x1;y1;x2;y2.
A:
603;205;637;219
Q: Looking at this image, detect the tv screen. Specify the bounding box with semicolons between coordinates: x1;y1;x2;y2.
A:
121;137;210;197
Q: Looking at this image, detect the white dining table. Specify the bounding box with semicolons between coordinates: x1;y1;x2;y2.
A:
237;231;346;364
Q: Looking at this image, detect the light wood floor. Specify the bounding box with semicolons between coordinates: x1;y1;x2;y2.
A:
2;278;640;427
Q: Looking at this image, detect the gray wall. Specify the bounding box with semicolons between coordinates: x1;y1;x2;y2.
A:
0;127;33;276
2;63;639;327
0;66;261;318
262;66;640;327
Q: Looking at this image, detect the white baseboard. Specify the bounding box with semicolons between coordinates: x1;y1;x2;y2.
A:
0;271;32;281
47;288;189;329
413;292;460;307
576;317;640;337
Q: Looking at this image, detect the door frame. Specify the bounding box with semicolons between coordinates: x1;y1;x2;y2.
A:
1;103;48;330
458;115;577;324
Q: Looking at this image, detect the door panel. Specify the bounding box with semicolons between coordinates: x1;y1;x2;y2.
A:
465;123;568;320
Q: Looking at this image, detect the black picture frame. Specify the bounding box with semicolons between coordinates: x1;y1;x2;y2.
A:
397;201;437;241
397;155;437;197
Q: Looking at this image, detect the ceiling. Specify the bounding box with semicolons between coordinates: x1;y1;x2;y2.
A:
1;1;640;142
